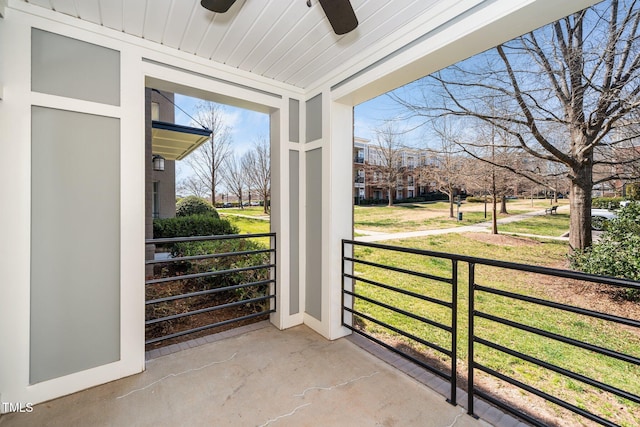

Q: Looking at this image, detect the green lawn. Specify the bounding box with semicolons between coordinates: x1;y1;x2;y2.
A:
499;213;570;236
219;206;269;218
221;214;271;246
351;234;639;426
354;200;568;233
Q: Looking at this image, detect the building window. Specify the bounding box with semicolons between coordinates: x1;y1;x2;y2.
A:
152;181;160;218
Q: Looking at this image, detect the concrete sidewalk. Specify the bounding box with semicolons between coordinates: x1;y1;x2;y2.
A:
356;206;569;243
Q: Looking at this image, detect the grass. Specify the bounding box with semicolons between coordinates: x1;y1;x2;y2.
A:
499;213;570;236
219;206;269;218
350;234;639;426
354;200;568;234
221;214;271;246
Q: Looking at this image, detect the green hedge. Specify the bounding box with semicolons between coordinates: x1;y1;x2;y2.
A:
570;202;640;300
592;197;624;209
153;214;238;238
355;192;449;205
176;196;219;218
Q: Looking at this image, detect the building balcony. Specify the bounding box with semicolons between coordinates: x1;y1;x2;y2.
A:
0;322;497;427
354;156;365;164
5;234;631;427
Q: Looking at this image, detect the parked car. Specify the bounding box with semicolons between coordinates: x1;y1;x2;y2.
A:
591;208;617;231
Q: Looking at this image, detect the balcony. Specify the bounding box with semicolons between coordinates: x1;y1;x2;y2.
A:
1;322;498;427
3;235;638;427
354;155;365;164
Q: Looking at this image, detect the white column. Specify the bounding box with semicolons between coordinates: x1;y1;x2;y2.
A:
323;99;354;339
301;90;354;340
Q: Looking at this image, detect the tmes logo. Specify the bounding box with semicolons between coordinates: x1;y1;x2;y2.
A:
1;402;34;413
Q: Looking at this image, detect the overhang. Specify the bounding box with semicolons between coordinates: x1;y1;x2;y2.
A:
151;121;212;161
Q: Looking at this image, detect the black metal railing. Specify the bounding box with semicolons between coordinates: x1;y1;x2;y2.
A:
342;239;458;405
145;233;276;346
342;239;640;427
354;155;365;163
467;260;640;427
355;176;365;184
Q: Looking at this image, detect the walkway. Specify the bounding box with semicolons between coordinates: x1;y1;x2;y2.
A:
355;206;569;243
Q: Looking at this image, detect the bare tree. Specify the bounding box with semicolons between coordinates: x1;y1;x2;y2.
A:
187;101;232;204
428;120;467;218
177;176;209;199
222;153;246;209
392;0;640;250
369;122;405;207
242;136;271;214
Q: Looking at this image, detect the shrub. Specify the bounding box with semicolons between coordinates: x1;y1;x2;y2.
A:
592;197;624;209
570;203;640;300
153;215;238;238
465;196;486;203
626;182;640;200
176;196;219;218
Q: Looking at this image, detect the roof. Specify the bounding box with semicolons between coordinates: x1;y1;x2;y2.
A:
151;121;212;161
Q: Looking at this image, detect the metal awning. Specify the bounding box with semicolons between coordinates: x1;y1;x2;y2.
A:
151;121;212;161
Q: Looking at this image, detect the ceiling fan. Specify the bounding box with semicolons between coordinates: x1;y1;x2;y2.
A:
200;0;358;35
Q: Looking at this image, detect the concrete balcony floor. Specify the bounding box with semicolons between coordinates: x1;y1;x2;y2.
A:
0;322;514;427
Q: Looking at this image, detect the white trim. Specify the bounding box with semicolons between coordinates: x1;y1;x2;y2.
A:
0;14;32;411
7;0;304;98
331;0;600;105
29;92;121;118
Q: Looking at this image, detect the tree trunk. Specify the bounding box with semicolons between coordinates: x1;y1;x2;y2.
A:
449;193;454;218
263;189;269;214
388;187;393;207
492;195;498;234
500;196;508;214
211;169;216;204
569;164;593;251
492;169;497;234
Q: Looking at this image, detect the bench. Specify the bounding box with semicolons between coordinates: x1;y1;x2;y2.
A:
545;205;558;215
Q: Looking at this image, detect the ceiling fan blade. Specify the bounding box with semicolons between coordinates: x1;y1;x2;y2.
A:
200;0;237;13
318;0;358;35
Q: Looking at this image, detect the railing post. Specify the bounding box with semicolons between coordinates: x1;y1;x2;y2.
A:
468;262;477;418
449;259;458;406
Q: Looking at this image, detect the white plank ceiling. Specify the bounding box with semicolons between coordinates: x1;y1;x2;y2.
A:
22;0;455;90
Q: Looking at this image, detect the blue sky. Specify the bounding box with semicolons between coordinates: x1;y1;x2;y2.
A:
174;90;421;145
172;89;423;183
174;93;270;182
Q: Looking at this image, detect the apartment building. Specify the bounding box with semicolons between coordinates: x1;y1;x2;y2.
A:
353;137;434;203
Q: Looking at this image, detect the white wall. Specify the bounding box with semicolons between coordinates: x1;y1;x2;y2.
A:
0;3;303;409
